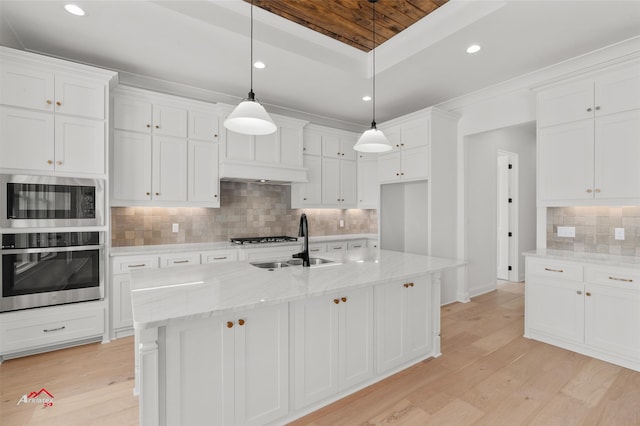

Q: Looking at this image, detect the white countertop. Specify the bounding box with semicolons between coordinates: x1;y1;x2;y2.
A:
524;249;640;269
130;248;464;329
110;234;377;257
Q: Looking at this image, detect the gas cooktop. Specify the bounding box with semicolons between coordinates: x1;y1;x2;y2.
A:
229;236;298;245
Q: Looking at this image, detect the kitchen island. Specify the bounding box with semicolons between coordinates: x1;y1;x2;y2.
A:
130;248;465;426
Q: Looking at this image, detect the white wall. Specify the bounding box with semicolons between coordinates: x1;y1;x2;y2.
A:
464;123;536;297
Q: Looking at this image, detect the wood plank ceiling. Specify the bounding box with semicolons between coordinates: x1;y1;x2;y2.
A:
247;0;449;52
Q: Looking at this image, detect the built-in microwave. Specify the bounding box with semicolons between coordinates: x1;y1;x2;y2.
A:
0;175;104;228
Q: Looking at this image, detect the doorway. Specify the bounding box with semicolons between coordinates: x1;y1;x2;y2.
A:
496;151;518;281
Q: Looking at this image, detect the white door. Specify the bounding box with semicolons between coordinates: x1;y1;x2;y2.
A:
405;276;432;360
322;156;341;206
152;103;187;138
113;97;152;133
377;151;401;183
54;73;105;120
0;63;54;112
340;159;357;207
0;106;54;171
339;287;374;390
54;115;105;175
357;156;379;209
496;154;510;280
375;280;406;373
189;109;218;142
188;140;219;204
302;155;322;205
111;274;133;331
152;136;187;202
112;130;152;201
401;145;430;181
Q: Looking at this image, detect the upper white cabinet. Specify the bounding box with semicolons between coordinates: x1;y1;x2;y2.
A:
218;104;308;183
0;47;114;177
111;86;220;207
536;61;640;205
291;124;358;209
357;152;379;209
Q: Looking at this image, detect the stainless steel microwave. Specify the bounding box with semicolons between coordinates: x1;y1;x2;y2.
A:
0;175;104;228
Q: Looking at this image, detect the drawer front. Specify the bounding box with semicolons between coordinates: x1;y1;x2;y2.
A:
160;253;200;268
327;242;346;252
585;266;640;289
1;303;105;353
201;250;238;264
347;240;367;250
308;243;326;254
526;257;583;282
112;256;159;273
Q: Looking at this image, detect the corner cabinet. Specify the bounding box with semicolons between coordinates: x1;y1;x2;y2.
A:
111;86;220;207
525;256;640;372
0;47;115;177
164;303;289;426
536;61;640;206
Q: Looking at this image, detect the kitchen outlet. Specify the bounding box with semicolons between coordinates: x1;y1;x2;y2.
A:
557;226;575;238
615;228;625;240
172;223;179;233
339;220;344;228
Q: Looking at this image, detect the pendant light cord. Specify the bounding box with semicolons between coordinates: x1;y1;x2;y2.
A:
250;0;254;95
371;0;377;128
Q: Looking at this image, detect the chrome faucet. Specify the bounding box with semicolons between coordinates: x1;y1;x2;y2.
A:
292;213;310;267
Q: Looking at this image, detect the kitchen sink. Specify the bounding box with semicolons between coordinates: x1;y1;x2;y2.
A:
250;261;291;269
286;258;336;266
251;258;337;269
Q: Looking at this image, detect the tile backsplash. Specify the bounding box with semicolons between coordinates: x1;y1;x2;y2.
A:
547;206;640;256
111;182;377;247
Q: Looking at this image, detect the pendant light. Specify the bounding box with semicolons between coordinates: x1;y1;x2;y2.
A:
224;0;277;136
354;0;392;153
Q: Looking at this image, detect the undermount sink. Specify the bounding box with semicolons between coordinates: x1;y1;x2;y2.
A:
250;261;291;270
251;258;337;270
287;258;336;266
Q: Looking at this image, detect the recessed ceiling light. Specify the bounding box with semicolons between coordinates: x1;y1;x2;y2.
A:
466;44;481;54
64;4;85;16
253;61;266;69
362;96;372;102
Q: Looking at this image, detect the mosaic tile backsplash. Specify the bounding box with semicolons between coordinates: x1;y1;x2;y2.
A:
547;206;640;256
111;182;378;247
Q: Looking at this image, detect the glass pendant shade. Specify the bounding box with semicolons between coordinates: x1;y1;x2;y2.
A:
354;124;392;152
224;92;277;136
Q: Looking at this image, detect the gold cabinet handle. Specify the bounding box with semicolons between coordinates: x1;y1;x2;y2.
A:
146;192;150;196
409;282;414;287
47;160;53;165
155;125;159;129
595;106;601;111
587;107;592;112
403;283;409;288
55;101;61;106
586;189;593;193
56;161;62;165
46;100;52;105
146;124;151;128
586;292;592;297
238;319;245;326
214;134;218;138
333;299;340;304
577;290;583;295
155;192;159;196
544;267;563;273
214;194;218;198
609;276;633;283
594;189;601;193
341;297;347;303
396;173;400;176
400;143;404;146
227;321;234;328
396;144;400;148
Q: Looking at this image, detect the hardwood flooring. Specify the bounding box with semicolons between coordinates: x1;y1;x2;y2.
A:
1;281;638;425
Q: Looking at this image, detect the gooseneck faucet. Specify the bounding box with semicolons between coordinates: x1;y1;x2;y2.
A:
292;213;310;267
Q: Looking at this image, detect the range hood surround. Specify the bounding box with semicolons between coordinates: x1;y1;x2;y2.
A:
219;160;308;184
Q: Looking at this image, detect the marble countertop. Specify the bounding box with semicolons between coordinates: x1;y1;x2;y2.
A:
524;249;640;269
130;248;465;329
110;234;378;257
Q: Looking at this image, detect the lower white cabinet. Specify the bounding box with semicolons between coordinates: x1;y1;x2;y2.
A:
164;303;289;426
292;286;373;410
0;301;105;360
201;249;239;264
525;256;640;371
159;252;200;268
375;275;432;373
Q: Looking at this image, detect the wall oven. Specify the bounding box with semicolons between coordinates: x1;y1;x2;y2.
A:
1;232;104;312
1;174;104;228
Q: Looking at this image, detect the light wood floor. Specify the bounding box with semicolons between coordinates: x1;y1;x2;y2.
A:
1;282;638;425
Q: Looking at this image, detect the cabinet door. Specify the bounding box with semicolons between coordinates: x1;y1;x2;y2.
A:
382;126;401;152
113;97;152;133
538;120;594;202
280;125;303;166
301;155;322;205
526;277;584;344
292;294;339;409
234;303;289;426
401;119;429;149
189;109;218;141
357;157;379;209
594;62;640;117
303;131;322;156
111;274;133;330
0;63;54;112
152;103;187;138
401;145;429;181
378;151;401;183
54;115;105;175
112;130;152;201
322;157;341;206
152;136;187;202
594;110;640;200
0;106;54;171
405;276;432;360
188;140;219;204
537;80;594;127
322;134;341;158
584;283;640;362
375;280;406;373
339;287;374;390
340;159;357;206
339;136;357;161
165;317;234;426
54;73;105;120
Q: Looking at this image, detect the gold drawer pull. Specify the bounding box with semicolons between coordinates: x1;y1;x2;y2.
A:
608;276;633;283
333;299;340;304
544;267;563;273
227;321;234;328
43;326;66;333
238;319;245;326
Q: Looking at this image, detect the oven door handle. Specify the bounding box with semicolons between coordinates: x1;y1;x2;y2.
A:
2;245;104;255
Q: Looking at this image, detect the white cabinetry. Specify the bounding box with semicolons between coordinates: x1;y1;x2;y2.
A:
525;256;640;371
164;303;289;426
0;47;114;177
375;275;433;373
536;61;640;205
111;86;219;207
378;117;430;183
292;287;373;410
357;152;379;209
